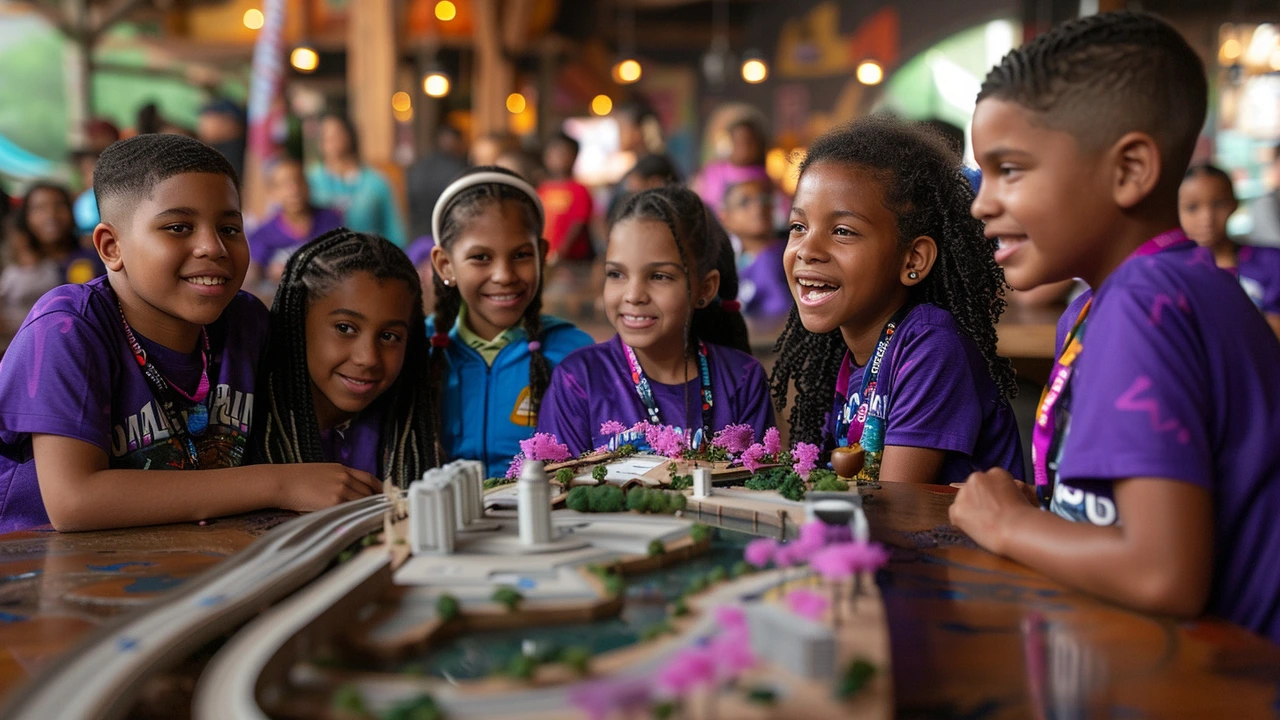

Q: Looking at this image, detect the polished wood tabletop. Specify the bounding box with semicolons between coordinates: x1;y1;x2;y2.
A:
1;483;1275;717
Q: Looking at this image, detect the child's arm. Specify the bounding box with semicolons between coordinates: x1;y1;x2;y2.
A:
950;468;1214;617
33;434;382;532
1265;313;1280;342
880;446;947;485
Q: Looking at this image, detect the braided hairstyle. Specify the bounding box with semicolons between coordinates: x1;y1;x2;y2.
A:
256;228;437;486
612;185;751;355
770;114;1017;447
427;167;550;447
978;10;1206;196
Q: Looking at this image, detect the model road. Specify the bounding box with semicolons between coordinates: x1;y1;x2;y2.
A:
0;495;391;720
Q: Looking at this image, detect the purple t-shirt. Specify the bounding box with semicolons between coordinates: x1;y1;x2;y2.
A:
738;241;793;318
830;303;1025;485
0;277;269;533
538;335;776;456
1048;242;1280;643
248;207;343;267
318;402;385;476
1235;244;1280;315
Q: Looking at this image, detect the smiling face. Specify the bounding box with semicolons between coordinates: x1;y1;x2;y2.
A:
720;180;774;243
970;98;1116;291
604;218;718;360
1178;172;1236;250
25;187;74;248
784;161;911;340
430;200;540;340
95;172;248;350
305;271;414;431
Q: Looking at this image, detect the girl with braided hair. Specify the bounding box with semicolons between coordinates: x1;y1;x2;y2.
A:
428;167;593;478
771;114;1022;485
538;185;774;456
256;228;437;486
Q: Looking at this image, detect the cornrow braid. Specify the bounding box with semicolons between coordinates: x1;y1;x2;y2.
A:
770;114;1017;447
427;166;548;456
979;11;1206;190
255;227;438;486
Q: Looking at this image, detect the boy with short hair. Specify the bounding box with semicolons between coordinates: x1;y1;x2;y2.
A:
537;132;594;263
953;11;1280;643
0;134;379;533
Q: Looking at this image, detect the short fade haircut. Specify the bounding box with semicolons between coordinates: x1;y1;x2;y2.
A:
94;133;240;223
978;11;1206;190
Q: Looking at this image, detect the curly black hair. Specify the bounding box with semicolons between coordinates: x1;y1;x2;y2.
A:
256;228;438;486
427;166;550;452
979;10;1205;196
770;114;1016;447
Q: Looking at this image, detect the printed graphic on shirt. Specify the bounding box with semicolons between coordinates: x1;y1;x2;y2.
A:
1049;481;1119;526
509;386;538;427
110;384;254;470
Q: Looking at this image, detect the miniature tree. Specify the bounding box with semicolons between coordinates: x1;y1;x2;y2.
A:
625;488;647;512
591;484;626;512
814;475;850;492
591;464;609;482
565;486;591;512
330;683;366;715
730;560;751;578
507;653;538;680
555;467;576;485
777;471;807;501
603;573;625;597
690;523;712;544
745;685;778;706
562;645;592;676
647;539;666;557
435;593;460;623
492;585;524;612
836;658;876;699
707;566;727;585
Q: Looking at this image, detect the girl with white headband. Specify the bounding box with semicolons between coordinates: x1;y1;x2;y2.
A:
427;167;593;478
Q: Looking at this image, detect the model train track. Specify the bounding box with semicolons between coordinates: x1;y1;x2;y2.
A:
0;495;390;720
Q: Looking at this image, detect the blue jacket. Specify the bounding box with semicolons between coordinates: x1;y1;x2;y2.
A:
430;315;593;478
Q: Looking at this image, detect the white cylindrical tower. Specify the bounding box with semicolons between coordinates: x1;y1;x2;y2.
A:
518;459;553;545
692;467;712;499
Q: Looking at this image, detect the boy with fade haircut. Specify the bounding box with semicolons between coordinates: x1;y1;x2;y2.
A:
953;11;1280;643
0;134;380;533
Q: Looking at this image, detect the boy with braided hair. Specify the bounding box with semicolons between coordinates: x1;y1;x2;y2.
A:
955;11;1280;642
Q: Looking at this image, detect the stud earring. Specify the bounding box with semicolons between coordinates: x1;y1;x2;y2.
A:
908;271;919;280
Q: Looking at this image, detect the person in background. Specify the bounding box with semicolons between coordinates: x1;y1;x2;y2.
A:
718;174;791;318
196;99;247;181
308;114;406;247
495;148;543;185
538;132;594;264
0;214;61;306
1247;144;1280;248
1179;164;1280;338
248;157;344;286
17;182;103;285
407;125;468;241
694;117;767;214
471;133;516;168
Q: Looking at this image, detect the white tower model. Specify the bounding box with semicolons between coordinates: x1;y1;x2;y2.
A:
408;471;457;554
517;459;553;545
692;467;712;499
445;459;485;527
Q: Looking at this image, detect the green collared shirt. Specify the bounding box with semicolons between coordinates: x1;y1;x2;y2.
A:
455;304;513;366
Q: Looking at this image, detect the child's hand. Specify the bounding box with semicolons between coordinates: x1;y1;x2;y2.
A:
949;468;1037;554
273;464;382;512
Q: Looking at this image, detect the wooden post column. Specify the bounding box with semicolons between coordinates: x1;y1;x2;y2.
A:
348;0;397;165
472;0;514;138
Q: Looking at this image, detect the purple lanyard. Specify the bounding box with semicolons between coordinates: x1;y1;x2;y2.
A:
1030;228;1191;507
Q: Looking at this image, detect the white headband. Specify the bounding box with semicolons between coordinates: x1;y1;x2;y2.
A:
430;170;545;244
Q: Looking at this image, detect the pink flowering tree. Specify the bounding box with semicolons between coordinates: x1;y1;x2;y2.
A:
739;443;768;473
786;588;830;622
711;424;756;458
599;420;627;438
743;537;778;569
810;544;856;625
506;432;572;479
645;423;688;458
791;442;820;481
762;427;781;456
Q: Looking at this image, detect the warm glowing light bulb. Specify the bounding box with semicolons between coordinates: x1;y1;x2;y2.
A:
506;93;527;114
290;47;319;73
741;59;768;84
591;94;613;116
391;92;412;112
243;9;264;30
423;73;451;98
1221;38;1242;61
435;1;457;21
856;60;884;85
614;59;642;84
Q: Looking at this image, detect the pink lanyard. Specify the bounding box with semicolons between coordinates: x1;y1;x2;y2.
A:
1030;228;1191;507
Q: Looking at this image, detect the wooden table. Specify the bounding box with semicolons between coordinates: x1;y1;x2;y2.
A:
2;484;1276;717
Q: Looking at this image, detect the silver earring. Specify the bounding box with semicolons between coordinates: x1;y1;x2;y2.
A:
908;271;919;280
443;278;451;286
